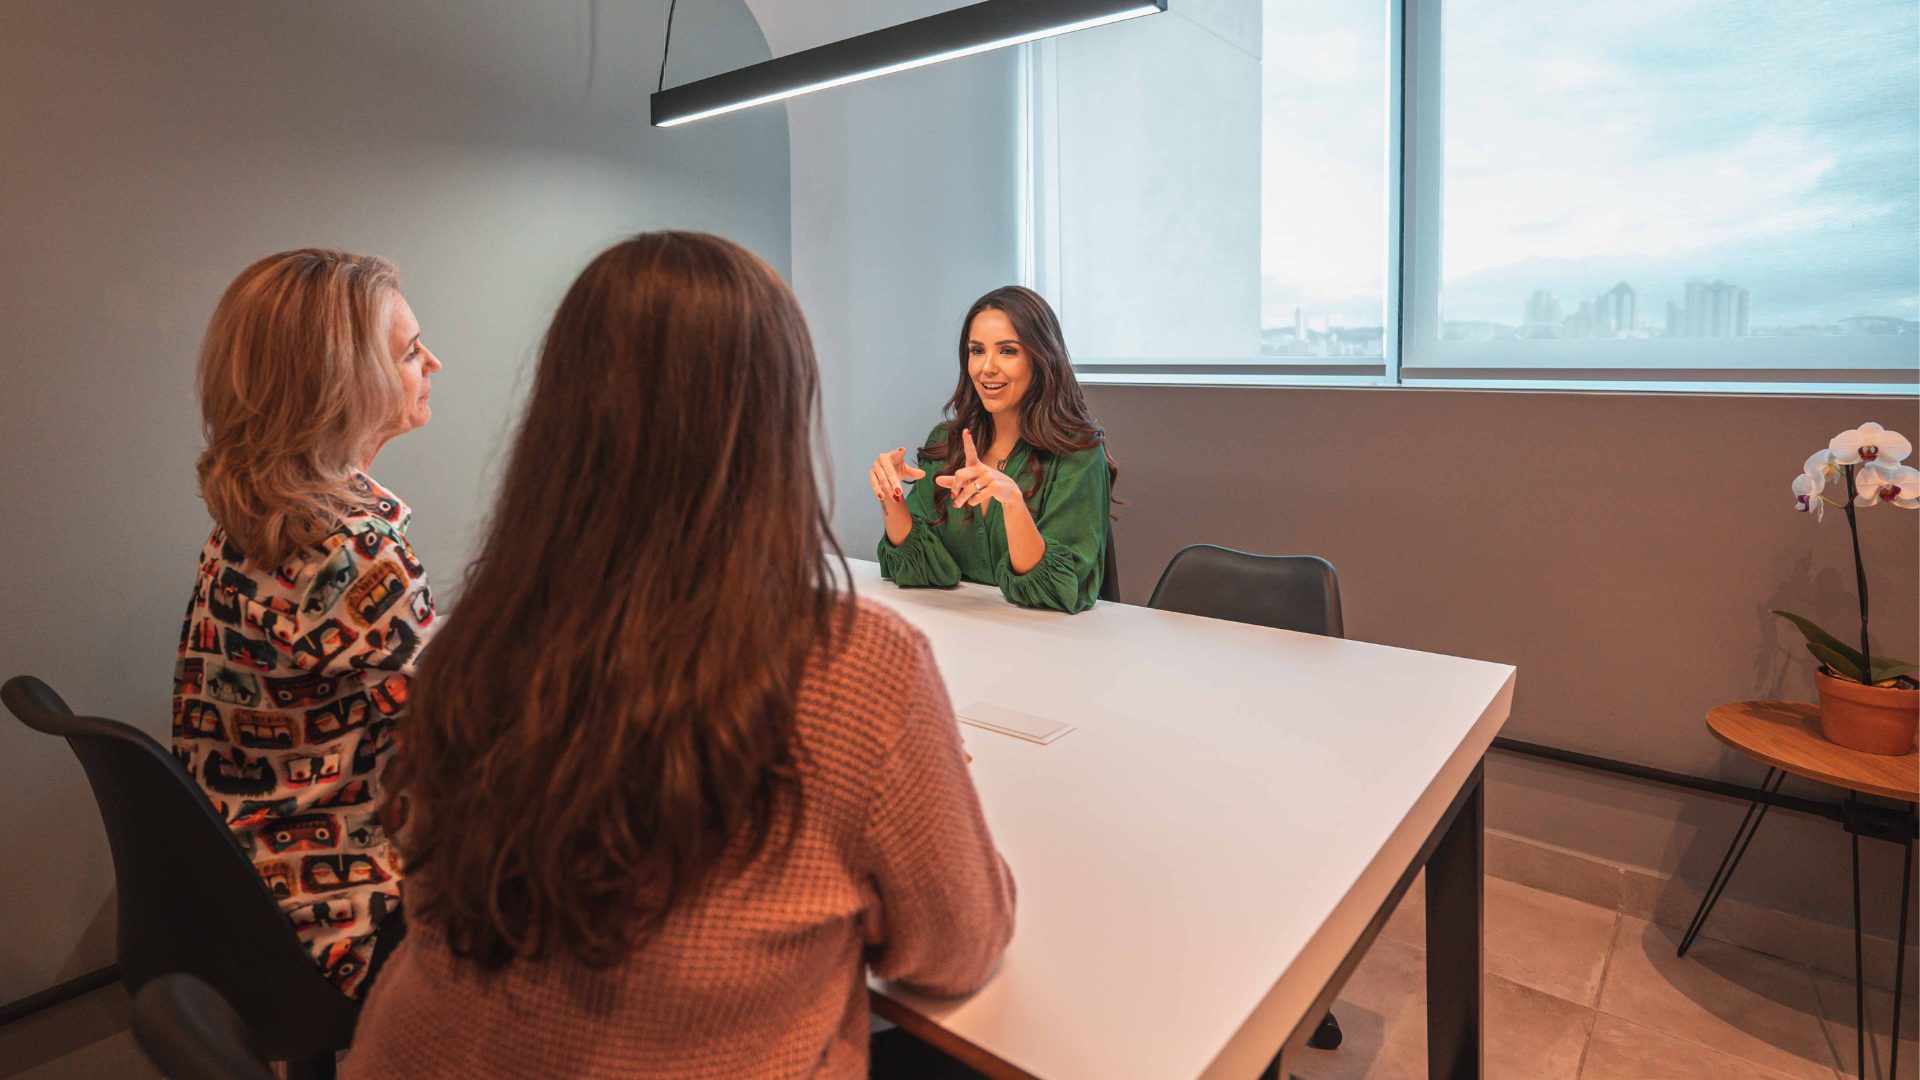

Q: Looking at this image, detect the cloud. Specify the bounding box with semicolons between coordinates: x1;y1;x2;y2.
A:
1257;0;1917;328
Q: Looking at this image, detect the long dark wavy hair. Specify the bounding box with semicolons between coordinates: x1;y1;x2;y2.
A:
923;285;1117;525
386;232;849;969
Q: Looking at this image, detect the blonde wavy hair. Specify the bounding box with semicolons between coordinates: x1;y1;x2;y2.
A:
196;249;407;568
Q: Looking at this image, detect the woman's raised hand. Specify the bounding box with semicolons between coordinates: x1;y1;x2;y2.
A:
937;429;1020;511
870;447;926;505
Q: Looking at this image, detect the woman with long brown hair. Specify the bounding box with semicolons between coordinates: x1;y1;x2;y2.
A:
177;248;442;998
871;286;1115;613
344;232;1014;1079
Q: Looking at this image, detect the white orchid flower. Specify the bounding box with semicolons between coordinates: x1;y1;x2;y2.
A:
1829;422;1913;466
1792;472;1826;518
1854;462;1920;509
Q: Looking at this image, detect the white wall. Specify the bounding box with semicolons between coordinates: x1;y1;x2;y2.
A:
1043;2;1263;359
748;1;1024;552
0;0;788;1018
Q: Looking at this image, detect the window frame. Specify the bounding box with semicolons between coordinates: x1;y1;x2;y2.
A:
1022;0;1920;396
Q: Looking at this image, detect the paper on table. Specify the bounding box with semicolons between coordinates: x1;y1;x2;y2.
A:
958;702;1074;745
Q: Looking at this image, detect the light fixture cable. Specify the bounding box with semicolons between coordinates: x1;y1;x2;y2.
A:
657;0;679;93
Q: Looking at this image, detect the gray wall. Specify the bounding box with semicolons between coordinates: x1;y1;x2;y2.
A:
0;0;789;1012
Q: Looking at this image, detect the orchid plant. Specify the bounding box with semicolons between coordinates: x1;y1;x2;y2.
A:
1774;422;1919;689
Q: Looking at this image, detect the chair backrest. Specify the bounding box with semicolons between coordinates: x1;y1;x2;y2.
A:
2;676;359;1059
1146;544;1344;638
132;974;278;1080
1100;519;1121;604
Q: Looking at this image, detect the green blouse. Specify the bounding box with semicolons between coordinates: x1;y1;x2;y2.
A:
878;423;1111;614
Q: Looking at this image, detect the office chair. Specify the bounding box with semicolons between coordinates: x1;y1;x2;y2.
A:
1147;545;1342;638
1146;546;1348;1058
132;974;278;1080
3;676;359;1080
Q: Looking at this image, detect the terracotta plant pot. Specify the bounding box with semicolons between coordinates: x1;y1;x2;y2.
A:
1814;668;1920;755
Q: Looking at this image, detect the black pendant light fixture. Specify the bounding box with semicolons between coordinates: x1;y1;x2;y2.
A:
651;0;1167;128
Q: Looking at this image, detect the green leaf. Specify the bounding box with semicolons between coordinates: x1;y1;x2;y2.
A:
1772;610;1866;668
1807;642;1865;682
1870;658;1918;683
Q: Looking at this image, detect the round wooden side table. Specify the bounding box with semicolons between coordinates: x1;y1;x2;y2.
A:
1683;701;1917;1080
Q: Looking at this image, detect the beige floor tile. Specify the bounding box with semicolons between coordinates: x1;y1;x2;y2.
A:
1485;878;1617;1007
1371;874;1616;1008
1379;871;1426;952
1292;937;1594;1080
1597;916;1838;1080
1813;971;1919;1080
1294;937;1429;1080
1579;1014;1812;1080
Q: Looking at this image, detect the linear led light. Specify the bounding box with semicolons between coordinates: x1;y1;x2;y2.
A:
651;0;1167;128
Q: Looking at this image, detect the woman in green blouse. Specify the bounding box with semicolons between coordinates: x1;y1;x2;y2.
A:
871;286;1116;614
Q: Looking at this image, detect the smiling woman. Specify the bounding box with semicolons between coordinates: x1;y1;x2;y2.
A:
873;285;1117;613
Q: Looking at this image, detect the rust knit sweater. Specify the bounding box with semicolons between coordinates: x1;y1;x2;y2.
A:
341;599;1016;1079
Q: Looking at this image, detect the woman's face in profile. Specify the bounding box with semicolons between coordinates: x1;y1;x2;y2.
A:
966;308;1032;417
386;293;442;435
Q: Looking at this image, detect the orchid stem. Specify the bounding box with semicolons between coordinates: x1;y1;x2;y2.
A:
1842;463;1873;684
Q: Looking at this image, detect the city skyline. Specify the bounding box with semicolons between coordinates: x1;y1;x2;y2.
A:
1259;275;1914;357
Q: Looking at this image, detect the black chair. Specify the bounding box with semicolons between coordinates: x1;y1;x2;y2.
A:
1147;544;1342;638
1146;546;1348;1059
132;974;278;1080
2;676;357;1079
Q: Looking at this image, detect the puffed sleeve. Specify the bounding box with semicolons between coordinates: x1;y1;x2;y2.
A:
861;629;1016;996
877;424;963;588
995;442;1110;614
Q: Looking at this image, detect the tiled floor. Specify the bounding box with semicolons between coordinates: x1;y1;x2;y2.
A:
1294;875;1920;1080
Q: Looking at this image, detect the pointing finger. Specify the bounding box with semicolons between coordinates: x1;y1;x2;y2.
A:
963;428;980;466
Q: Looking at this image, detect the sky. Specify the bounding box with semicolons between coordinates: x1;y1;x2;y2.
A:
1259;0;1919;330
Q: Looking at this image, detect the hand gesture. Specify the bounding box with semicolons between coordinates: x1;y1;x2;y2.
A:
870;447;926;504
936;429;1020;512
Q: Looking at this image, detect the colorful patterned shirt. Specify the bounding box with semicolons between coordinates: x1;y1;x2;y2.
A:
171;472;435;997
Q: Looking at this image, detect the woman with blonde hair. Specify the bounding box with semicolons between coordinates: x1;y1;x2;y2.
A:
173;248;442;998
344;231;1014;1078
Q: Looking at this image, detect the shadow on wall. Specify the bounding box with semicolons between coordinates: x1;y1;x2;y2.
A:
1754;551;1860;702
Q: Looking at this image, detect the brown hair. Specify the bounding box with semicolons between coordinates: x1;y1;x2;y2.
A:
924;285;1117;524
195;249;406;567
387;232;849;968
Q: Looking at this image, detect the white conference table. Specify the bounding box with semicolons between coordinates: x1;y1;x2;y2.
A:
851;559;1516;1080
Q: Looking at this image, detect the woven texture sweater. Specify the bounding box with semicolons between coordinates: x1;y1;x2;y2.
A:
342;599;1016;1079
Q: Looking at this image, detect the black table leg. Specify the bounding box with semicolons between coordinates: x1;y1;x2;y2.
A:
1851;795;1867;1080
1892;833;1912;1080
1427;764;1483;1079
1679;768;1784;957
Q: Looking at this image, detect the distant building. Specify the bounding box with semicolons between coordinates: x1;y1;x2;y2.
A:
1682;279;1749;337
1594;282;1636;337
1525;289;1561;328
1837;316;1918;335
1664;300;1683;338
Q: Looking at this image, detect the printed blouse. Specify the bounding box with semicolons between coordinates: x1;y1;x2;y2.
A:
171;472;435;997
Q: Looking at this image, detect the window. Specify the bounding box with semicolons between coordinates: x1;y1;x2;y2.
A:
1025;0;1918;393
